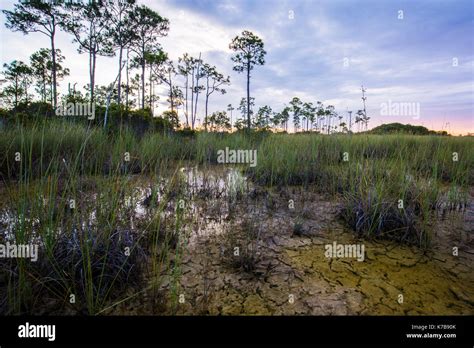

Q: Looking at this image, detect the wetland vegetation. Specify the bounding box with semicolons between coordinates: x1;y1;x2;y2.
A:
0;0;472;316
0;121;472;315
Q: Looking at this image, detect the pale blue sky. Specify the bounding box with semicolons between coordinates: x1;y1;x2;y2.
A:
1;0;473;133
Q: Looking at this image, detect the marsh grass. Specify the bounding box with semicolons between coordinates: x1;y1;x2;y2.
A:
247;134;472;246
0;120;472;313
0;123;192;314
221;216;262;274
1;171;152;314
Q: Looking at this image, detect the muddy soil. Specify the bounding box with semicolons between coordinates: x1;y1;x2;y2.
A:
112;166;474;315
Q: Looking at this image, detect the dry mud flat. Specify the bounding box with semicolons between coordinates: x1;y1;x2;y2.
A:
115;168;474;315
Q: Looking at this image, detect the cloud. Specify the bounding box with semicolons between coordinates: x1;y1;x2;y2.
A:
0;0;472;134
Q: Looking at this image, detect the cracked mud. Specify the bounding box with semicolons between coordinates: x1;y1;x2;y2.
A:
112;167;474;315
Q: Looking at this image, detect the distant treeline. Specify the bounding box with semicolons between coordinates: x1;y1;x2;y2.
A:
1;1;370;134
369;123;449;136
0;101;181;136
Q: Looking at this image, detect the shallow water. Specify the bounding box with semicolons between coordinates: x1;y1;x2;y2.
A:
1;166;473;315
109;168;474;315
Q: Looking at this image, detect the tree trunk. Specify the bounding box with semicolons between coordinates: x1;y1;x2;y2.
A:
194;81;200;128
190;67;195;129
125;49;130;109
90;52;96;110
117;46;123;106
137;82;140;109
24;80;28;104
51;29;57;110
89;51;93;106
169;70;174;113
14;76;18;108
205;93;209;132
42;72;46;102
246;58;251;130
204;78;209;131
194;54;202;128
149;63;153;112
141;43;145;109
184;73;189;127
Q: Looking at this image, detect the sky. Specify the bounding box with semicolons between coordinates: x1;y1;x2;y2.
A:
0;0;473;134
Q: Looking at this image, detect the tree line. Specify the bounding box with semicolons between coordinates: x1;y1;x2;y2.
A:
1;0;370;133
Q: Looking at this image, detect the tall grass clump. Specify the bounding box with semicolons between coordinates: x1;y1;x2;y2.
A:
140;133;194;171
0;120;187;314
246;133;473;245
0;166;152;314
195;131;260;165
339;160;440;247
0;121;109;180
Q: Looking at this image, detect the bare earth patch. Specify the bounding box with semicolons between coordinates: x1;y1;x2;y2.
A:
112;173;474;315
